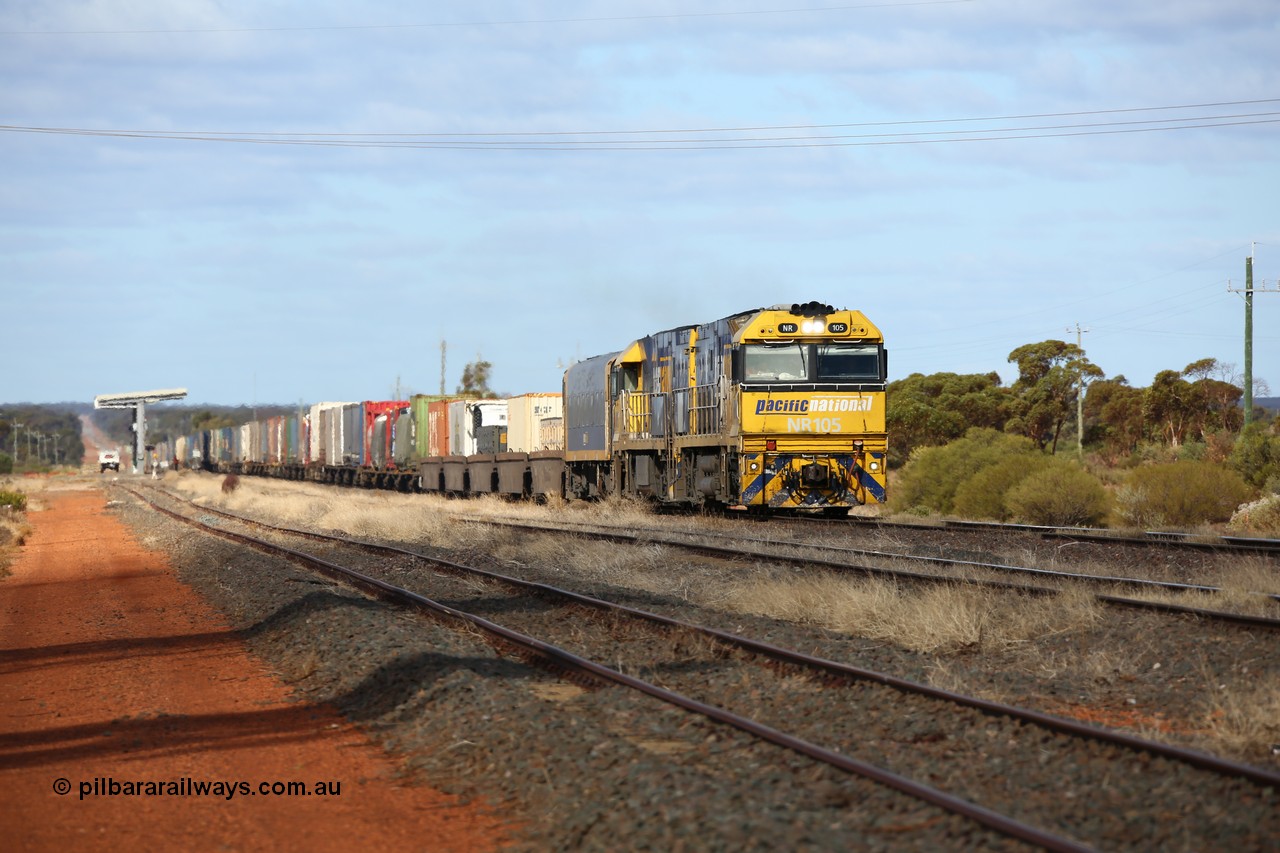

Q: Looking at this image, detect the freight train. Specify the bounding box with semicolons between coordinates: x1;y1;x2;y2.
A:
157;303;888;513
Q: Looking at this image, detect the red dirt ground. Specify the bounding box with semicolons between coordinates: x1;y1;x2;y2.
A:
0;486;513;852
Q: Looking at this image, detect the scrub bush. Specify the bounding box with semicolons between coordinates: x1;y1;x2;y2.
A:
1114;461;1254;529
1003;460;1110;526
952;454;1051;521
1230;423;1280;489
0;489;26;512
890;428;1038;515
1227;494;1280;537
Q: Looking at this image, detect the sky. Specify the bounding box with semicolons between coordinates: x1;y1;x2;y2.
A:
2;1;1277;406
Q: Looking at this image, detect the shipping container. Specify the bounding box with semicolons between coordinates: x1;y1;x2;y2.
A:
428;400;454;458
266;415;283;464
362;401;408;469
286;412;303;464
448;399;508;457
340;403;363;466
506;393;563;452
210;427;233;465
392;409;414;468
318;406;345;465
308;403;348;463
408;395;454;460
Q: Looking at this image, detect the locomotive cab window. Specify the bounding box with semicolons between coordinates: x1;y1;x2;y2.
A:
816;343;881;382
743;343;809;382
610;363;640;397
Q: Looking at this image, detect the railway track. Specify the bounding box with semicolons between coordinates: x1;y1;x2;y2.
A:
813;514;1280;556
438;512;1280;630
126;484;1280;851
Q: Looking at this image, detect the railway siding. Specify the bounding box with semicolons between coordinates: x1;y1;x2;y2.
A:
120;485;1280;851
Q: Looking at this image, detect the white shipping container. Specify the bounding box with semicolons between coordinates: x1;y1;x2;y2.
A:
309;402;350;463
448;399;508;456
319;406;347;465
506;393;563;452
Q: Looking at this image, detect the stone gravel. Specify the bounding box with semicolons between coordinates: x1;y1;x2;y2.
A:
113;487;1279;851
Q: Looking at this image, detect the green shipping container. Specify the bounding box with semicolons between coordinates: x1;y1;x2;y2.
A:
410;394;455;460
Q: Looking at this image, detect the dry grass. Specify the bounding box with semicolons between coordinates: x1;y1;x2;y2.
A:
0;515;31;579
719;573;1103;654
166;473;1118;655
1202;680;1280;757
1213;558;1280;598
0;482;32;578
1119;571;1280;619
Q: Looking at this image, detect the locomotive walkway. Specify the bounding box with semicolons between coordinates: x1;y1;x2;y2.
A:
0;484;510;852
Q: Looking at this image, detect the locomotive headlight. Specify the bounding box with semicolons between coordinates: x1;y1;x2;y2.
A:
868;461;881;472
802;320;824;334
748;461;760;473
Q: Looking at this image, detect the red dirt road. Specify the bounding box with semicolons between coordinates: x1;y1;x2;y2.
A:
0;486;511;851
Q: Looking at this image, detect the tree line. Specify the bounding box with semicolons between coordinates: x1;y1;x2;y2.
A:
887;339;1278;489
0;406;85;473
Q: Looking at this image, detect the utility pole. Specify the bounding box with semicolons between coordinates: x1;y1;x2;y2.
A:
12;422;21;469
1068;323;1089;461
1228;244;1279;428
440;340;447;395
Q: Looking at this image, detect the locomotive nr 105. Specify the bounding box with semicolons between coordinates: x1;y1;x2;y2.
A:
564;302;888;512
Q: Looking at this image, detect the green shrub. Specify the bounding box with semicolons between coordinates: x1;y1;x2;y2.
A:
0;453;10;475
1230;424;1280;489
1227;494;1280;537
0;489;26;512
890;428;1037;515
1004;460;1110;526
1114;461;1255;529
1176;440;1207;462
952;454;1050;521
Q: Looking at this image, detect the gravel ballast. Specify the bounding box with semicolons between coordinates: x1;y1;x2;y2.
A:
113;483;1280;850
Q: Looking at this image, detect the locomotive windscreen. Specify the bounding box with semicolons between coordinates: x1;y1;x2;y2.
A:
743;343;808;381
815;343;881;382
743;342;881;383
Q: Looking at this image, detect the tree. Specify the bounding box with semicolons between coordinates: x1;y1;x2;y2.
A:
1180;359;1243;438
885;372;1008;467
1144;370;1192;447
1005;340;1103;453
191;410;237;431
1084;377;1145;461
1142;360;1245;449
1230;421;1280;490
457;356;494;397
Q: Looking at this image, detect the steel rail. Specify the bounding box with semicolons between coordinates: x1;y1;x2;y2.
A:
441;515;1280;630
126;486;1095;853
822;515;1280;555
456;512;1280;603
135;485;1280;790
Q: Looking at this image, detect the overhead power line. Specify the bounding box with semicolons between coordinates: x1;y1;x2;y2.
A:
2;99;1276;152
0;1;974;36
